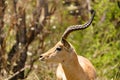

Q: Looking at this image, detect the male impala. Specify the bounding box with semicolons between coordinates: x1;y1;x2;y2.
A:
39;10;96;80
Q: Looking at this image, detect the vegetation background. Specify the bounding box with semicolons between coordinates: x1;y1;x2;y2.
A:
0;0;120;80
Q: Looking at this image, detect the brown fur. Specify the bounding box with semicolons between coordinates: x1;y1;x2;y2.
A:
40;41;96;80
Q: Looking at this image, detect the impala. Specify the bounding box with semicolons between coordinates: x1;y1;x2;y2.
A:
39;10;96;80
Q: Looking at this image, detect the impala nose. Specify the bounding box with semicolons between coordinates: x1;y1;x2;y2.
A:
39;55;44;61
40;55;43;58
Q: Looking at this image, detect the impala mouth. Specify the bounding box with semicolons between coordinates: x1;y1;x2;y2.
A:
39;55;45;61
39;54;50;61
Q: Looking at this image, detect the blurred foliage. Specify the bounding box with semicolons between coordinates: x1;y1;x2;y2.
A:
0;0;120;80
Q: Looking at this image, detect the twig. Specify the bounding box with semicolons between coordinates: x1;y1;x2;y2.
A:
5;66;30;80
24;56;40;78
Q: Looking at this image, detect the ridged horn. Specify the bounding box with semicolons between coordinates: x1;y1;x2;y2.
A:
62;9;95;39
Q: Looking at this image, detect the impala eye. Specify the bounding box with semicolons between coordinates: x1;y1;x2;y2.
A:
56;47;62;51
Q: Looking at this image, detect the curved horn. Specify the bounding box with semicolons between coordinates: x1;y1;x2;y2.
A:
62;9;95;39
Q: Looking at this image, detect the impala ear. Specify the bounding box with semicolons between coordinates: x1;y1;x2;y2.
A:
61;38;71;49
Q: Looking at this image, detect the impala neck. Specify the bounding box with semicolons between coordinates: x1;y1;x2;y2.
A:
61;53;89;80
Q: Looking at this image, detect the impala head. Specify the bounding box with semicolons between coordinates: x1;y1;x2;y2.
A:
39;10;95;63
40;38;75;63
